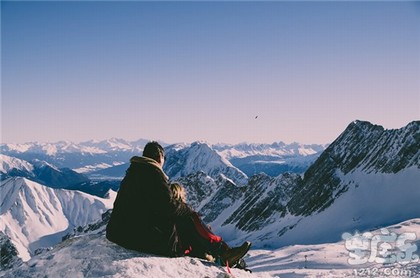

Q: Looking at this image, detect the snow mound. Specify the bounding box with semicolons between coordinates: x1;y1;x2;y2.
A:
0;232;272;278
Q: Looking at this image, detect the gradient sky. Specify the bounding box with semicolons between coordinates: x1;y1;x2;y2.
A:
2;1;419;144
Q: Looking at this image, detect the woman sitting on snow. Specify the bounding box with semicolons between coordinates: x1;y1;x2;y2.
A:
170;182;251;269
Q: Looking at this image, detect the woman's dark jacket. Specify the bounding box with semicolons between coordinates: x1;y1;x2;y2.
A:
106;156;191;256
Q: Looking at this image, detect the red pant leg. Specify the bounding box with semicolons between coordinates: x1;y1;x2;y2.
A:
191;212;222;243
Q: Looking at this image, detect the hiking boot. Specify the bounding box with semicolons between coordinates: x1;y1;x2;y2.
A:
220;241;251;266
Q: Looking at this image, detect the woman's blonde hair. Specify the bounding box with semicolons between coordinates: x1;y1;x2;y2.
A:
170;182;187;203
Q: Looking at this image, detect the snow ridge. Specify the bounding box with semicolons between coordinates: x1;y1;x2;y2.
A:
164;142;248;185
0;177;114;261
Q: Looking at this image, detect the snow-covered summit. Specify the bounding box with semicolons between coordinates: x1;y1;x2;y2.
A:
80;138;135;152
0;177;115;261
164;141;248;185
323;119;419;174
0;155;34;175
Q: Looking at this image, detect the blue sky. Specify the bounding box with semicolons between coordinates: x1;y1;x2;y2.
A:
2;2;419;144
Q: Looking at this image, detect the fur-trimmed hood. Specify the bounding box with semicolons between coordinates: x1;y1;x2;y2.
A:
130;156;169;181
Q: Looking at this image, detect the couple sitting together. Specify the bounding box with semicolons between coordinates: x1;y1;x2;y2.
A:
106;141;251;268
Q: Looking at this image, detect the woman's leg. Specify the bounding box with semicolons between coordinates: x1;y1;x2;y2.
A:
176;212;229;259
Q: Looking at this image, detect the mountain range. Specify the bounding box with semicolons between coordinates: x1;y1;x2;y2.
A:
0;154;89;188
1;139;326;179
0;120;419;276
178;120;419;248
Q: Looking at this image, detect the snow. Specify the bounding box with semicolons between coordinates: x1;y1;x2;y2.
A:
2;218;419;278
31;159;61;172
0;139;142;155
165;142;248;185
213;142;327;160
0;177;114;261
0;121;418;276
252;160;286;165
1;161;418;276
73;163;115;174
0;154;34;174
0;231;271;278
246;218;420;277
270;167;420;247
220;166;420;250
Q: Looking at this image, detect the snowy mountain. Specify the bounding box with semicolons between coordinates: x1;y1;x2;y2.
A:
0;138;150;155
174;120;420;249
176;171;302;245
92;141;250;185
1;139;323;179
0;154;89;188
0;177;116;261
0;138;157;170
0;155;34;177
164;142;248;185
214;142;326;177
213;142;326;159
1;120;418;275
288;120;419;216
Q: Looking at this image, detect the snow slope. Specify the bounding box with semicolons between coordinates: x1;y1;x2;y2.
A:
226;167;420;249
2;218;419;278
246;218;420;277
274;167;420;246
0;177;115;261
0;155;34;175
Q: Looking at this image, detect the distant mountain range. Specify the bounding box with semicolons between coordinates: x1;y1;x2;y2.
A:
1;139;327;180
0;154;89;188
1;120;418;266
0;138;155;170
1;139;325;197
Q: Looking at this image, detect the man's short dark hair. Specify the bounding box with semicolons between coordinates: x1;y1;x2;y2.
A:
143;141;165;161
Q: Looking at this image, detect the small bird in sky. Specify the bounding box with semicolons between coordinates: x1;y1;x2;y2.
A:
255;116;258;119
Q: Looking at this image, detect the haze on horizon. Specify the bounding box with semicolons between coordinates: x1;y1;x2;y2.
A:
2;2;419;145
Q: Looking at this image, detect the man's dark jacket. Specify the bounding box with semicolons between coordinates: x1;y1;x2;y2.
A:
106;156;190;256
